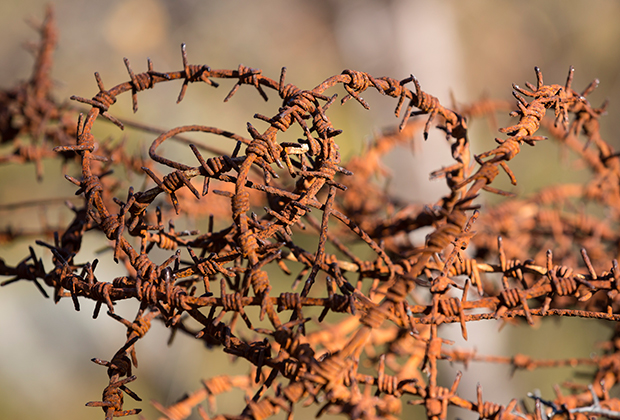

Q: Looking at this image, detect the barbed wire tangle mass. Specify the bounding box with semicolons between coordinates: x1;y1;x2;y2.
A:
3;6;620;420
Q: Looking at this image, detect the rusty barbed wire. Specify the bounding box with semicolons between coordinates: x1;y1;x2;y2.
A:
5;7;620;420
0;6;76;180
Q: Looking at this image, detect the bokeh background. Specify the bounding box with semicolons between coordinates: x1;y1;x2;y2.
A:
1;1;620;419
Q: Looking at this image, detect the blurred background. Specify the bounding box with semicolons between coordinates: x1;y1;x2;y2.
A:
0;1;619;419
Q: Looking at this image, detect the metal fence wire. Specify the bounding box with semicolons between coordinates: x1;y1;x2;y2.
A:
3;7;620;420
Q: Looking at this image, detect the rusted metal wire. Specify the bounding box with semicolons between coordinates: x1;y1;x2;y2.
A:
5;7;620;420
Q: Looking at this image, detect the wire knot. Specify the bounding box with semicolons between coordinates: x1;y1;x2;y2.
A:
232;190;251;217
238;228;258;258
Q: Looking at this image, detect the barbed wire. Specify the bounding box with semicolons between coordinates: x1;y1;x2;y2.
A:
2;7;620;420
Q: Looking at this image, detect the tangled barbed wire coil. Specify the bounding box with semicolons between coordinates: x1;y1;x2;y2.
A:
5;6;620;420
